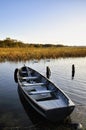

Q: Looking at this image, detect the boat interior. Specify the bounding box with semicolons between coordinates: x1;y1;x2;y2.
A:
18;66;69;109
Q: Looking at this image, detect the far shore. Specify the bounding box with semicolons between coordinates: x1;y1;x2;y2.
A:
0;46;86;62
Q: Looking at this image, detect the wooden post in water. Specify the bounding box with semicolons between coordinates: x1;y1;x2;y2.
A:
72;64;75;79
46;66;51;79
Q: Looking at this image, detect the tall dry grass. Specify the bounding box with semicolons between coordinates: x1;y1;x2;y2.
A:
0;47;86;62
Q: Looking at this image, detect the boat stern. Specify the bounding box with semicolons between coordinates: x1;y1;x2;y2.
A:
45;105;75;122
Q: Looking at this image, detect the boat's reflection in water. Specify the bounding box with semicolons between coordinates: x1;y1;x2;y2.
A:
18;86;73;130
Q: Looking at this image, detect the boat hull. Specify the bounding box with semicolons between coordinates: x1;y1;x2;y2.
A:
45;106;74;122
18;84;75;122
16;66;75;122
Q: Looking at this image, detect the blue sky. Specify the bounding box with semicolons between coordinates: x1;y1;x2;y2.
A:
0;0;86;46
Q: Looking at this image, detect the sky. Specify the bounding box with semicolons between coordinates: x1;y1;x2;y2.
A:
0;0;86;46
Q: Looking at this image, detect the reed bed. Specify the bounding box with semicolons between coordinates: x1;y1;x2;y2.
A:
0;47;86;62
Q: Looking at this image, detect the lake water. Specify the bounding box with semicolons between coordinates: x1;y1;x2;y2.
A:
0;57;86;129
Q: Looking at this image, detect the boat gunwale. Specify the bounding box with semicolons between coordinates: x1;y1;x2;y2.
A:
17;66;75;106
17;66;75;121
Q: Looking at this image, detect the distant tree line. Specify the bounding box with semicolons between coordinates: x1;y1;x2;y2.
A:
0;38;25;47
0;37;64;48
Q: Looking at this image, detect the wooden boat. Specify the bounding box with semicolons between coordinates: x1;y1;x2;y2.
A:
15;65;75;122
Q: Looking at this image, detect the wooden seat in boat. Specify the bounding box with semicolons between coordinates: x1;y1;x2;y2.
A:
22;76;38;80
29;90;51;95
22;82;45;86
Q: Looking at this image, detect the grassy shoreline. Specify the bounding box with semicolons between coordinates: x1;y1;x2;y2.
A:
0;47;86;62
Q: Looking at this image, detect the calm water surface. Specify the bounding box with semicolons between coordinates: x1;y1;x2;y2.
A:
0;57;86;129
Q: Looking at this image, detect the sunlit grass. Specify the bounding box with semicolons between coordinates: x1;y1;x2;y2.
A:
0;47;86;62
